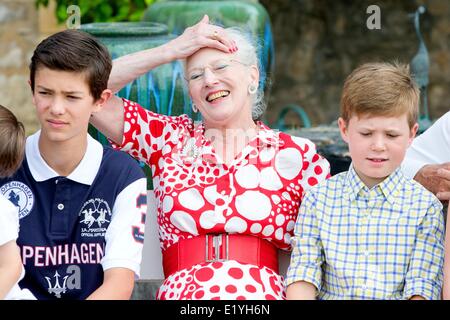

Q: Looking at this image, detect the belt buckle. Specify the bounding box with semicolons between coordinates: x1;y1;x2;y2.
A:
205;234;229;263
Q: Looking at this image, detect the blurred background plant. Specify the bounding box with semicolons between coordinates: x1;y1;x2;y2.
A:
35;0;160;23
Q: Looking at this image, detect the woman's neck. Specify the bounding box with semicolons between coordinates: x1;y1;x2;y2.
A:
38;134;87;177
204;115;258;139
204;118;259;166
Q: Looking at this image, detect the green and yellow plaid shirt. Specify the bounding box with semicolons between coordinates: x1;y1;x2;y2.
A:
286;165;444;300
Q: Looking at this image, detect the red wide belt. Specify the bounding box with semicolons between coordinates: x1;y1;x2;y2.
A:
162;234;279;278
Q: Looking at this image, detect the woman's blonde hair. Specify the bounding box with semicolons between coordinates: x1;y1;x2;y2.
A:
0;105;25;177
340;62;419;128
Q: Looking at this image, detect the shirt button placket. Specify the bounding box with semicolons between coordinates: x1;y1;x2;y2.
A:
51;177;70;236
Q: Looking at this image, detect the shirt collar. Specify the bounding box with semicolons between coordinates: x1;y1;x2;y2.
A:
376;167;404;204
26;131;103;185
344;164;367;202
344;164;403;205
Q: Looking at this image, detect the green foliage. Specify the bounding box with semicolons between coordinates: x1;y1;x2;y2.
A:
35;0;159;24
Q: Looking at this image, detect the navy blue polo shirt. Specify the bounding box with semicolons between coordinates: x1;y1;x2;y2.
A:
0;131;147;300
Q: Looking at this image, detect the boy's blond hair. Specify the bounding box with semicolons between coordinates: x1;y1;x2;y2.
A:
0;105;25;177
340;62;419;128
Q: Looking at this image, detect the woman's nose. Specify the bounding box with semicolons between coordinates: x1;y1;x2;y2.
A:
203;67;219;86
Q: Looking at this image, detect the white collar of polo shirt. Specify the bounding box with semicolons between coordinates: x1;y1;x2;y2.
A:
26;130;103;185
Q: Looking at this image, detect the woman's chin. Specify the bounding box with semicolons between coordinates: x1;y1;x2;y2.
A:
202;112;237;126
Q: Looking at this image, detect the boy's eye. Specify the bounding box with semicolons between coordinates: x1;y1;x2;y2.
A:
387;134;399;138
38;91;50;95
67;95;80;100
360;132;371;136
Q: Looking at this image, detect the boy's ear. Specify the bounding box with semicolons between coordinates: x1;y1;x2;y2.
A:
92;89;113;113
408;122;419;145
338;117;349;144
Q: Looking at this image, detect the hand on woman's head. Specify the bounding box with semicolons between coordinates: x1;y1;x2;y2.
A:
168;15;237;60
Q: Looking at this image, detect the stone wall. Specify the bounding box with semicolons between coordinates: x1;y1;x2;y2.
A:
0;0;38;135
260;0;450;128
0;0;62;135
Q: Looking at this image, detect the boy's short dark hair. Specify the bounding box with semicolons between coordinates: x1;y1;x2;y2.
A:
29;29;112;100
340;62;419;128
0;105;25;178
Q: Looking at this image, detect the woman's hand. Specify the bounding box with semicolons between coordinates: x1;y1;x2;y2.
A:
165;15;237;60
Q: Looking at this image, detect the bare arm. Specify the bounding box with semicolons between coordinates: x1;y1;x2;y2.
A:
0;241;22;300
286;281;317;300
90;15;234;144
414;163;450;201
107;15;233;95
86;267;135;300
89;41;176;145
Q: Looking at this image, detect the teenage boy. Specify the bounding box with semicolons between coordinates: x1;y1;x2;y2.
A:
0;30;147;300
286;62;444;300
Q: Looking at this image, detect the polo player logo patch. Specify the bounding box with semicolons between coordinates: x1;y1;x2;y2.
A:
0;181;34;219
79;198;112;238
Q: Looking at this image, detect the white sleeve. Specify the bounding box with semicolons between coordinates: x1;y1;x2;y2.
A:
101;178;147;278
5;268;36;300
0;196;34;300
402;111;450;179
0;195;19;246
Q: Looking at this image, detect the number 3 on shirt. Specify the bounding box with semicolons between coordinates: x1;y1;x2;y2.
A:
132;193;146;243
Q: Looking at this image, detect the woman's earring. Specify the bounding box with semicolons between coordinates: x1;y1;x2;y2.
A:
192;103;198;113
248;83;258;95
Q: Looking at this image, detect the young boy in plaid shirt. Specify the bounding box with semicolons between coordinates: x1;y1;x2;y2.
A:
286;62;445;300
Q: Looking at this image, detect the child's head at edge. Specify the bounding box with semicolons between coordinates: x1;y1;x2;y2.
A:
0;105;25;178
338;62;420;187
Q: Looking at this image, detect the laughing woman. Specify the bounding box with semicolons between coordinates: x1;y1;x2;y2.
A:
91;15;330;300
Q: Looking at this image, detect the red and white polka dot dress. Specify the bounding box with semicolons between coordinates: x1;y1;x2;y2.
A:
113;99;330;300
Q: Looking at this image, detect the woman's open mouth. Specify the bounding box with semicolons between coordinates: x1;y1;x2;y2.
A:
206;90;230;102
